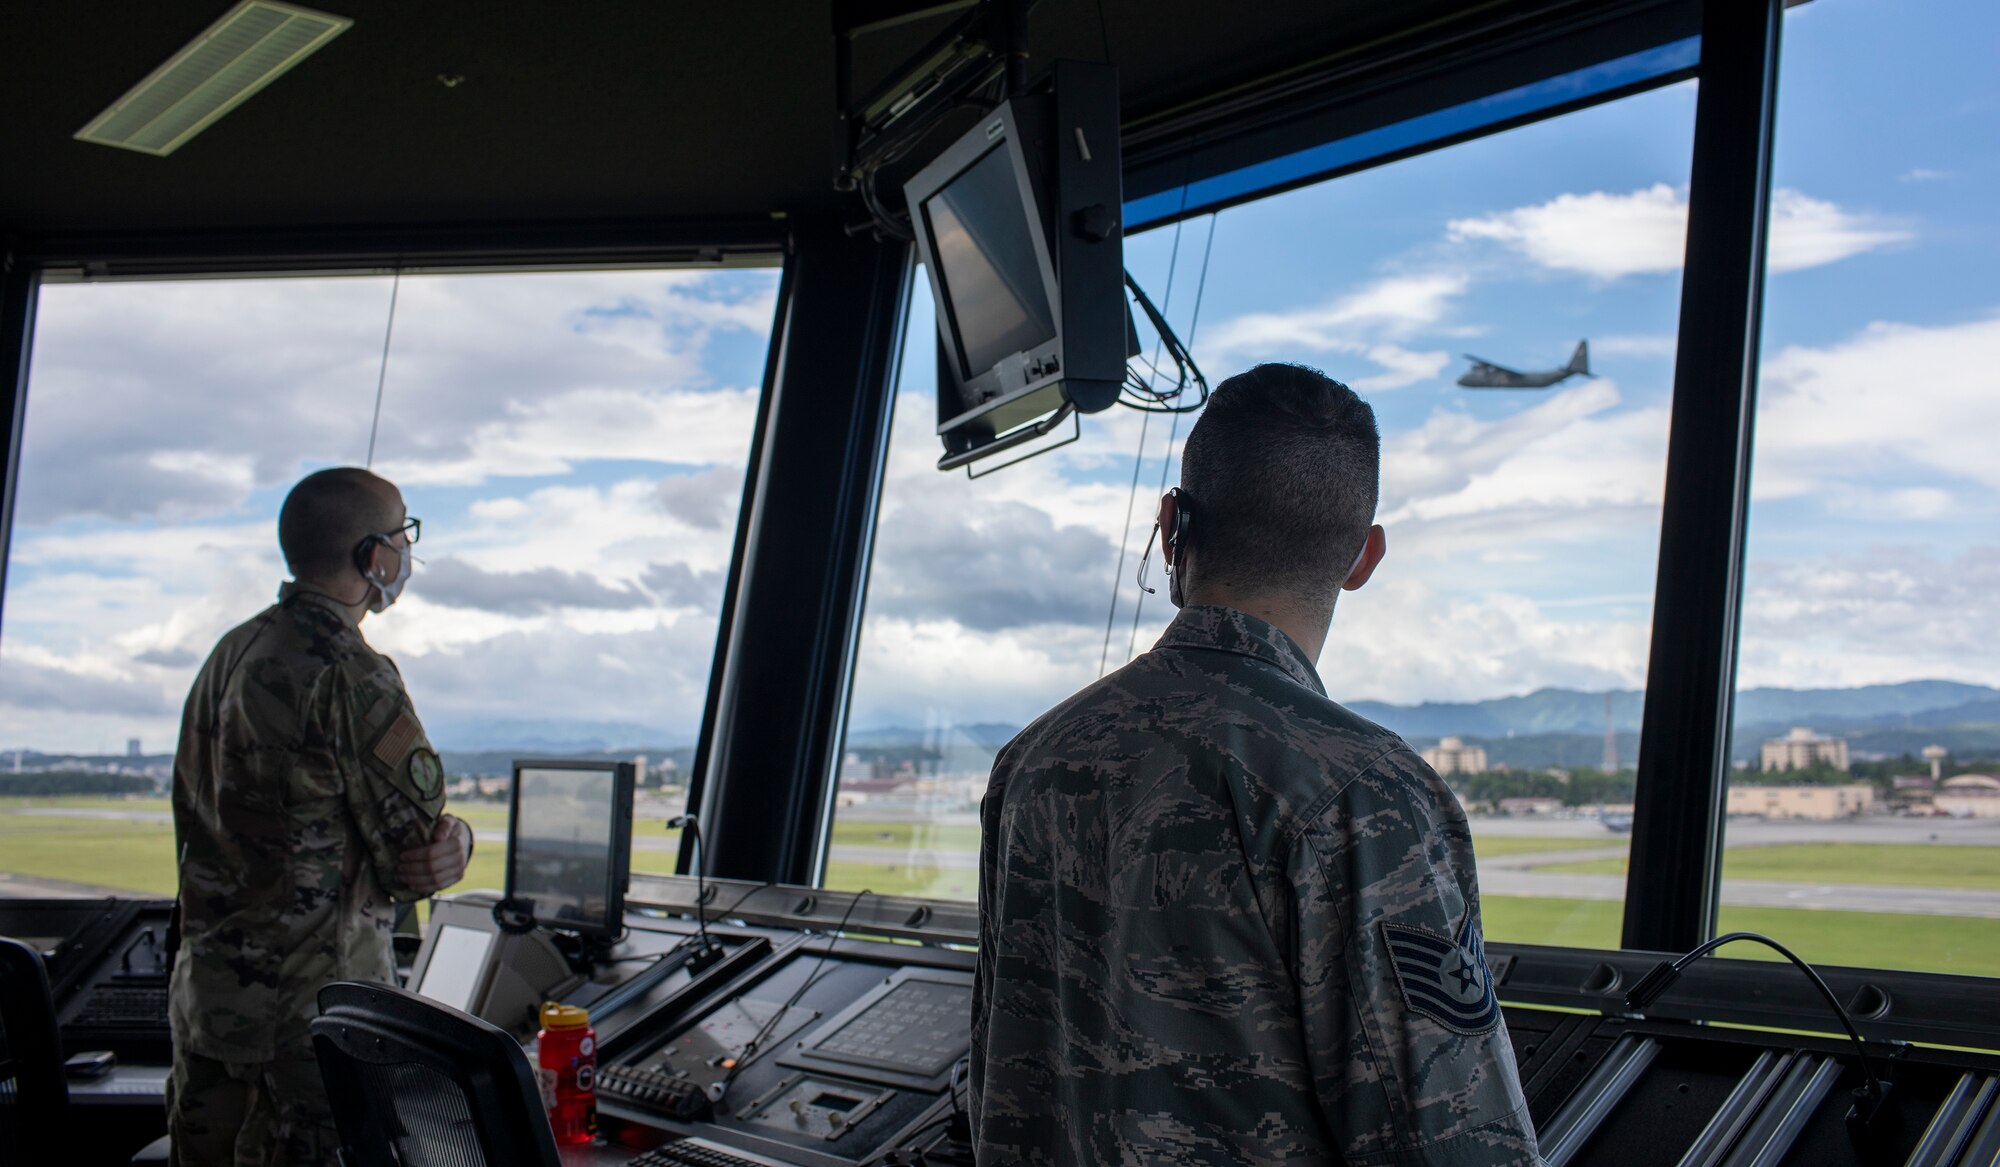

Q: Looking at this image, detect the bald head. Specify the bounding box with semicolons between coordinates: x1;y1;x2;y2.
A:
278;468;403;582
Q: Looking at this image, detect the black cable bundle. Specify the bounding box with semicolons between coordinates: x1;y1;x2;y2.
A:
1625;931;1903;1152
1119;269;1209;414
666;814;725;974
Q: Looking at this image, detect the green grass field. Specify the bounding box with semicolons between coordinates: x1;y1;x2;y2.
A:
6;800;1998;977
1539;842;2000;889
1482;894;2000;978
1471;835;1615;858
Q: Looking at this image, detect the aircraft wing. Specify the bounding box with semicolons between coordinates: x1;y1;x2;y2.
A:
1463;354;1524;376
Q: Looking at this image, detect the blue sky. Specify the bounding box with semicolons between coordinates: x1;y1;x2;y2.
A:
1;0;1994;755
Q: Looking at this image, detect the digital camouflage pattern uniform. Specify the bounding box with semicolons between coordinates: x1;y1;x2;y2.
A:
169;583;447;1167
974;605;1540;1167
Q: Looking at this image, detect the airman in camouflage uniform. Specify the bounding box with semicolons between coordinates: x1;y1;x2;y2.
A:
169;469;468;1166
973;366;1540;1166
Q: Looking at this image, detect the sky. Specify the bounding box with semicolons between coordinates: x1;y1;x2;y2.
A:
2;0;1995;755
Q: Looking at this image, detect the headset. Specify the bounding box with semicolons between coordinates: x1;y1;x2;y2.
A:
351;532;393;578
1136;487;1194;595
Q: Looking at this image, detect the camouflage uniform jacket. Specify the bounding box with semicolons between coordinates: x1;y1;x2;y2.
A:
171;583;446;1063
974;605;1540;1166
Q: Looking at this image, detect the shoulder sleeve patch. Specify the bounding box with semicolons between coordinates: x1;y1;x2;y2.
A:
408;748;444;800
1381;912;1501;1035
371;709;424;771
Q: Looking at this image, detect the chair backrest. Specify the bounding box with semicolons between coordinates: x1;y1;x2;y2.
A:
311;980;562;1167
0;935;71;1165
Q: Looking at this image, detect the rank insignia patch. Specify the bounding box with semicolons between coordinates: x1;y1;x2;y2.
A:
1382;911;1501;1034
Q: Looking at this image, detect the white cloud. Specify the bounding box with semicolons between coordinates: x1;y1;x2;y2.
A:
1769;190;1910;272
1447;184;1907;279
1196;274;1466;390
1328;582;1652;704
20;270;776;524
1753;313;2000;497
1378;380;1669;527
1899;168;1953;183
843;618;1111;733
1738;546;2000;689
1593;334;1678;358
1;270;775;752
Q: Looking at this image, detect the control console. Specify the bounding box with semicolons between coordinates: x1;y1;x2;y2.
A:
598;934;976;1167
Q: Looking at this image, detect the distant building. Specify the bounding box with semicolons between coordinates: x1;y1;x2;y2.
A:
1727;783;1874;819
1760;727;1849;773
1422;736;1488;776
1935;775;2000;818
1923;744;1950;782
127;738;142;758
1498;797;1564;817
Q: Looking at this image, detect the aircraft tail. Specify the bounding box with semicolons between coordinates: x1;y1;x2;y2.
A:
1569;339;1591;377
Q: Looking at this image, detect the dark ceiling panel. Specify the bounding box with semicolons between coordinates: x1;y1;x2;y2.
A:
2;0;1666;242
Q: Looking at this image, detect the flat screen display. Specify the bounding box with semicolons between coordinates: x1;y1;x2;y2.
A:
923;143;1057;379
416;924;493;1012
510;764;621;935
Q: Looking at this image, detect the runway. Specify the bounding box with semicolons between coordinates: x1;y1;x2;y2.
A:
7;805;1998;916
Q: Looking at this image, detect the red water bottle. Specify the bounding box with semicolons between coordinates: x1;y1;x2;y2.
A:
537;1002;598;1145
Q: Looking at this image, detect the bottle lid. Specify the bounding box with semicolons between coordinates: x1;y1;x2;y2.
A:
540;1001;590;1030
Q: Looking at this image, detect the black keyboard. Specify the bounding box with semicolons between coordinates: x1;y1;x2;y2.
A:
626;1137;797;1167
73;984;169;1027
601;1065;714;1120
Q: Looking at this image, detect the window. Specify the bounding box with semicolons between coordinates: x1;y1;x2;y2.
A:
1722;0;2000;977
826;82;1699;953
0;266;777;899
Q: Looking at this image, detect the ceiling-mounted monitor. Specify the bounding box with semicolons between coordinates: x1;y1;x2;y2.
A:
906;60;1126;471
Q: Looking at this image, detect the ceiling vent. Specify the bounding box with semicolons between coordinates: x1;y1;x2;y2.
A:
75;1;351;157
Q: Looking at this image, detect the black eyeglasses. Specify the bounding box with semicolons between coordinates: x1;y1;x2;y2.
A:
393;517;421;546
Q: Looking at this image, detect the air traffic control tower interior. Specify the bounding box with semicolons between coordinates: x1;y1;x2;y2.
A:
4;1;2000;1165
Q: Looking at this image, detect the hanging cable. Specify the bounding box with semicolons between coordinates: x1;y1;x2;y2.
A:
1097;198;1190;679
364;270;402;468
1125;213;1219;659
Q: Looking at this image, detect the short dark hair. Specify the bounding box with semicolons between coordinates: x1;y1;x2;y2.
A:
1177;363;1380;605
278;468;400;580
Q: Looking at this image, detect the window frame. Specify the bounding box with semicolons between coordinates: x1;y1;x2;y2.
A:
0;217;791;882
815;0;1842;979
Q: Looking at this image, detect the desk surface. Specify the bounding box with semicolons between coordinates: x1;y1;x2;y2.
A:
559;1144;642;1166
67;1062;170;1104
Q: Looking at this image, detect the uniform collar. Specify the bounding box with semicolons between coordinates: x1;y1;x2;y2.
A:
1154;604;1326;696
277;581;362;630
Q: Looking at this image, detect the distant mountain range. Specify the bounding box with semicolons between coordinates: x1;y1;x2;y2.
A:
11;682;1996;772
843;680;2000;770
843;723;1024;751
1342;680;1999;739
423;718;692;754
1343;681;2000;766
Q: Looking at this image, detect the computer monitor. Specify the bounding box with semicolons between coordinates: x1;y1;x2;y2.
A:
414;923;495;1013
505;759;635;941
906;60;1126;469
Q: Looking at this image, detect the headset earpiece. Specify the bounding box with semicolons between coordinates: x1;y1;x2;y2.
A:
352;533;387;577
1164;487;1194;564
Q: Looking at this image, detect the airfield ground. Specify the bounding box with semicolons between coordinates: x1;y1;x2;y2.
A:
5;796;1997;978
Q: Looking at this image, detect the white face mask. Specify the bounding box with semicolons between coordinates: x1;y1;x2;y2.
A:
366;540;411;613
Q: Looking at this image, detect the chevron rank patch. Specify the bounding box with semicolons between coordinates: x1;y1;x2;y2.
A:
1382;911;1501;1034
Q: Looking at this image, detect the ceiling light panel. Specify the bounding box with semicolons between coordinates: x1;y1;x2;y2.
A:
75;1;351;157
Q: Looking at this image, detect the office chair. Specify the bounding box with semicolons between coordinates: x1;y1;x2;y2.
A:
311;980;563;1167
0;935;71;1165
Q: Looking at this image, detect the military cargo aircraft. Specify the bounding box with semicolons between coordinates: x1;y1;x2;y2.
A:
1458;339;1592;389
